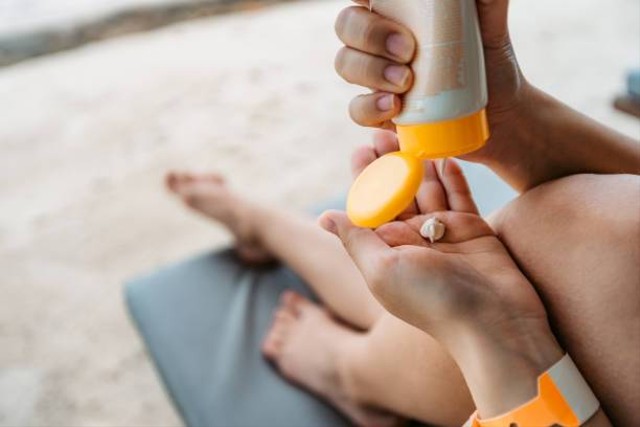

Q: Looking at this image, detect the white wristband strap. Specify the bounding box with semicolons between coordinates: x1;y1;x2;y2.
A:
463;354;600;427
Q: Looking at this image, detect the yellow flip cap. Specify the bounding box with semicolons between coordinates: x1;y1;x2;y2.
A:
397;109;489;159
347;110;489;229
347;152;424;229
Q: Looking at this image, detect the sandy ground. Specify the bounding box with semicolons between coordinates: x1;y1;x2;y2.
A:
0;0;638;426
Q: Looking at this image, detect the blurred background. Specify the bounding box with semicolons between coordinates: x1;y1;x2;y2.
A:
0;0;638;425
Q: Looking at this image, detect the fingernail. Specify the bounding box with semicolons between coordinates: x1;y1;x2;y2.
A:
438;158;447;177
319;215;337;235
386;33;412;61
376;94;394;112
384;65;409;87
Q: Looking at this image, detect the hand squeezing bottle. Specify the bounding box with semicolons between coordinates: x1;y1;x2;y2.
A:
347;0;490;228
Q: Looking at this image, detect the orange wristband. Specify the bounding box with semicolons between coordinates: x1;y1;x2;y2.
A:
464;354;599;427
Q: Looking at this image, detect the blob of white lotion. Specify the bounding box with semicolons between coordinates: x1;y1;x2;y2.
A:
420;217;446;243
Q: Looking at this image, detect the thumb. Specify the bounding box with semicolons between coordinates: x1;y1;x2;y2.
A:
319;210;392;277
476;0;510;49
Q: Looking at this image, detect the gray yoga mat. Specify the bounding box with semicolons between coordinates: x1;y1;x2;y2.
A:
125;161;515;427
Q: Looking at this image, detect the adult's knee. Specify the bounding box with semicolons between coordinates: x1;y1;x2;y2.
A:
492;174;639;311
491;174;640;424
498;173;638;236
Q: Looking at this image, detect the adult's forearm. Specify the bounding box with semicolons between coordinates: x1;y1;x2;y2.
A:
443;319;612;426
481;86;640;192
443;318;564;418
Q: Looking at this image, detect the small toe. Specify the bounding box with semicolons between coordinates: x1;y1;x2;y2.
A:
274;309;296;324
165;172;179;192
203;173;225;184
290;295;316;319
261;335;281;359
167;172;196;194
180;190;200;207
262;307;297;359
280;291;302;313
179;173;196;187
281;292;312;317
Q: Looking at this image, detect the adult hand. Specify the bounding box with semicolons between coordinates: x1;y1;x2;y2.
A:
334;0;530;160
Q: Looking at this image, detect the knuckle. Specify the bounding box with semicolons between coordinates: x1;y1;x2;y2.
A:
361;16;384;48
334;47;349;78
360;251;399;299
334;7;355;39
368;277;385;296
361;57;379;81
342;229;361;253
368;260;394;296
348;96;370;125
354;55;383;86
349;96;385;128
337;48;396;90
359;14;393;55
377;251;399;272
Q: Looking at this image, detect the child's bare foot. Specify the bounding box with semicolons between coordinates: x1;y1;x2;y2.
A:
166;172;272;264
262;292;399;427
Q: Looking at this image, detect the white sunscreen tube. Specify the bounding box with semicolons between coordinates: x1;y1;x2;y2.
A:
371;0;490;158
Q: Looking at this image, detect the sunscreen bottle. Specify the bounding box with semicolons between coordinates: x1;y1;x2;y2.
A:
347;0;490;228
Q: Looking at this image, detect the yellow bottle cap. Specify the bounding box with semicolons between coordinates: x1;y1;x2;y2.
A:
347;151;424;228
396;109;489;159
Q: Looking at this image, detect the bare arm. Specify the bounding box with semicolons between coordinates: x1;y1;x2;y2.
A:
449;322;612;426
473;84;640;192
334;1;640;194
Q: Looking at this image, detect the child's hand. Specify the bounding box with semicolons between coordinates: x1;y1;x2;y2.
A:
335;0;532;161
321;148;565;416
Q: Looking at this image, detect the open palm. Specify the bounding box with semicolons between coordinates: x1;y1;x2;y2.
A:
323;131;548;338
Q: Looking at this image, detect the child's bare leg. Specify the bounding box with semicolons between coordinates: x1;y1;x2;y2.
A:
166;168;475;426
255;205;384;329
164;135;401;329
166;171;382;330
339;313;474;425
262;292;473;427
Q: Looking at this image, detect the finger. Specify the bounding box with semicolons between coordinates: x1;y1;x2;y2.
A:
335;6;416;63
476;0;510;49
376;221;429;248
405;212;494;244
415;160;449;214
349;92;401;128
437;159;479;214
350;145;377;178
335;47;413;93
350;131;418;219
319;210;395;276
372;129;399;156
350;130;399;178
